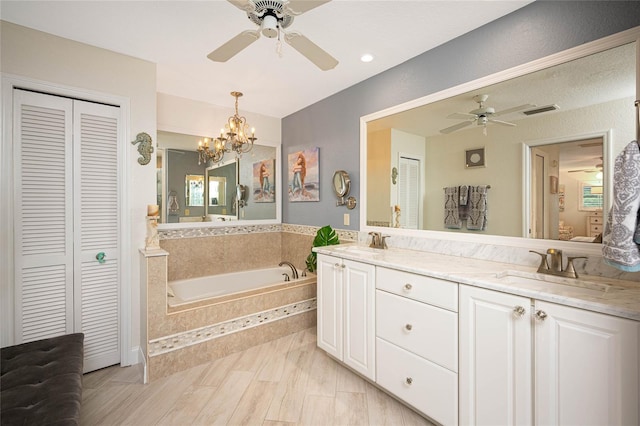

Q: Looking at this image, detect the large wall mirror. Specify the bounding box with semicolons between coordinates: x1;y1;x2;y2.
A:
362;36;637;247
157;130;280;226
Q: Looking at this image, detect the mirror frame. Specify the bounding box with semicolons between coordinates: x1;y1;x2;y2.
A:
360;27;639;257
158;143;282;230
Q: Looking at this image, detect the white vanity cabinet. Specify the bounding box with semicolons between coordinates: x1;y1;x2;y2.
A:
535;300;639;426
316;254;376;380
459;285;533;425
375;267;459;426
460;285;640;426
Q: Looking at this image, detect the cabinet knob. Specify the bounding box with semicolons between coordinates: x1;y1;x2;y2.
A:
405;324;413;331
334;263;341;268
405;377;413;385
96;252;106;264
341;264;346;269
513;305;526;318
403;283;412;291
535;310;548;321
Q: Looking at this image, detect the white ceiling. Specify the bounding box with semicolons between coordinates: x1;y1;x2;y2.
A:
0;0;533;118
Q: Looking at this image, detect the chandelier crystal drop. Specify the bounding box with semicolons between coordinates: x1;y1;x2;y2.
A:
197;91;257;165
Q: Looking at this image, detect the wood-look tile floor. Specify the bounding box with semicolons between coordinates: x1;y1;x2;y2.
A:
81;327;435;426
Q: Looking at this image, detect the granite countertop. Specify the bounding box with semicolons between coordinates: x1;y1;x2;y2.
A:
314;244;640;321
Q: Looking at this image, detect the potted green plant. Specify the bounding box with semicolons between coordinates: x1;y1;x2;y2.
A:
305;225;340;273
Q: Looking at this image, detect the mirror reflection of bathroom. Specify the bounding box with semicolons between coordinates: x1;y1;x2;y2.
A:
157;130;279;223
529;137;605;242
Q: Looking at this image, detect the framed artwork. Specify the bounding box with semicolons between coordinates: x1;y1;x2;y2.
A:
288;147;320;202
253;159;275;203
558;184;565;211
465;147;485;168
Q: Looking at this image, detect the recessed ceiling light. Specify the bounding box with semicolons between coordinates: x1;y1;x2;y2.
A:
360;54;374;63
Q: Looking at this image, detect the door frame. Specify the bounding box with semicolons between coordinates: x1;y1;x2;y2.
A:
1;74;132;366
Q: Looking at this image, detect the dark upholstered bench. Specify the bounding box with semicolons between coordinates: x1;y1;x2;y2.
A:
1;333;84;426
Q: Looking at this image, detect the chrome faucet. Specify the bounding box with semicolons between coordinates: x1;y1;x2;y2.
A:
279;261;299;279
529;249;587;278
368;232;389;249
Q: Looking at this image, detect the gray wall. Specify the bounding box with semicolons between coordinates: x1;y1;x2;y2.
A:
282;1;640;230
166;149;206;223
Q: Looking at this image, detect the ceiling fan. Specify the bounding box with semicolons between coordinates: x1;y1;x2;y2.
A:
568;157;603;173
440;94;534;135
207;0;338;71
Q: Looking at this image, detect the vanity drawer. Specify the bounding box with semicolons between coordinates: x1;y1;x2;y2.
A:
590;224;603;234
376;267;458;312
376;290;457;372
377;337;458;426
590;216;603;225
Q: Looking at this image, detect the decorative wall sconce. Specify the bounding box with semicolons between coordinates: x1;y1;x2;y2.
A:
131;132;153;165
333;170;356;210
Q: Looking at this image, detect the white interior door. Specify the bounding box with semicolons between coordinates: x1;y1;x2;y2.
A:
13;89;121;373
397;156;420;229
14;90;74;342
74;100;121;372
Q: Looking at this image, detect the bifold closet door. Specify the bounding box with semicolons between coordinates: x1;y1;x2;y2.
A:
73;100;121;373
14;90;75;342
14;90;121;373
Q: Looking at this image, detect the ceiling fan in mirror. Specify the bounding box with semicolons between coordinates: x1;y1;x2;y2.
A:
568;157;604;174
207;0;338;71
440;94;534;135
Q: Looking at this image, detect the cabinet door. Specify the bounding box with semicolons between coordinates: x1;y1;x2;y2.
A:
459;285;532;426
535;301;639;426
343;259;376;380
316;254;343;360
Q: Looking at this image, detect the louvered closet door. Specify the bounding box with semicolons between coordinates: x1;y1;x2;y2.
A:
14;90;74;342
73;100;121;373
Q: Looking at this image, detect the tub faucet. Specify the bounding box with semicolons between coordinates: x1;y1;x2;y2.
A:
279;261;299;279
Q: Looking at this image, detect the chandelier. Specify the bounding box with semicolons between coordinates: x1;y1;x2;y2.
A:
198;91;257;165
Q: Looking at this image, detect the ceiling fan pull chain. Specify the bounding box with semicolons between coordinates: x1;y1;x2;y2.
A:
276;26;283;57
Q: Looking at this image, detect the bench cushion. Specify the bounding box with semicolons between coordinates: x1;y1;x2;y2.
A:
1;333;84;426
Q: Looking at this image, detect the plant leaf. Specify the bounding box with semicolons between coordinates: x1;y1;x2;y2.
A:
312;225;340;247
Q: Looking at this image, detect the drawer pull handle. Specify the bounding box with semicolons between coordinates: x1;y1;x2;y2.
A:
513;305;526;318
403;283;412;291
535;310;548;321
405;377;413;385
405;324;413;331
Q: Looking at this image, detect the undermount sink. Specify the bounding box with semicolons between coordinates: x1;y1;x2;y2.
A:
333;245;383;256
495;270;625;296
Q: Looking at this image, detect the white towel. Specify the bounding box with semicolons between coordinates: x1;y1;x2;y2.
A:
602;140;640;271
444;187;462;229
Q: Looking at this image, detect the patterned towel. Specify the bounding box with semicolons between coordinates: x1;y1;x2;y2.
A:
602;140;640;271
444;187;462;229
467;185;488;231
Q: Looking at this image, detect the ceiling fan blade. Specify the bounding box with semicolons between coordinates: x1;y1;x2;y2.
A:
226;0;255;12
440;120;473;134
284;31;338;70
207;30;260;62
493;104;535;117
489;118;516;127
447;112;477;120
286;0;331;15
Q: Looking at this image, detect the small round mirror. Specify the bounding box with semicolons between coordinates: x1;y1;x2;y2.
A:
333;170;350;198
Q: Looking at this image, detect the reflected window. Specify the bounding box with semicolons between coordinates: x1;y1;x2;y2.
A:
185;174;204;206
579;181;603;211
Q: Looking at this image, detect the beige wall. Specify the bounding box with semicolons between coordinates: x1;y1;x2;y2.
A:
157;92;281;147
1;21;156;361
424;97;632;237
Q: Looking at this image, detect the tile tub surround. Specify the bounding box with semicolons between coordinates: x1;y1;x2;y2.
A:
159;223;356;282
143;248;318;381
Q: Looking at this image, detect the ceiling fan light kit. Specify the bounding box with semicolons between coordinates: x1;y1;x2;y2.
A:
208;0;338;71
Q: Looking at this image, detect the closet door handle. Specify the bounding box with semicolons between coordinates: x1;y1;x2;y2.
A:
96;252;106;264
